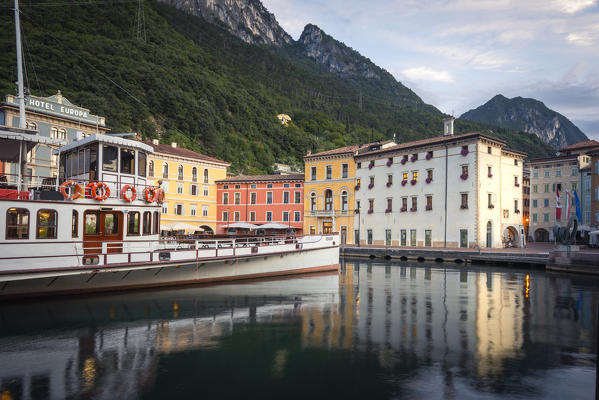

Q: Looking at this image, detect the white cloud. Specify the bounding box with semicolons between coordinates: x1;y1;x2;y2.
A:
400;67;455;83
551;0;597;14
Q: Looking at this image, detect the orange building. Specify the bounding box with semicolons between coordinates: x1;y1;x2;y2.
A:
216;174;304;234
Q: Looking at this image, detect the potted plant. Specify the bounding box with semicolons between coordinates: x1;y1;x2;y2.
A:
488;173;493;178
368;161;375;169
386;158;393;167
385;208;392;213
425;177;432;184
386;181;392;187
411;154;417;162
410;179;417;185
425;205;432;211
460;173;468;180
410;207;417;212
368;183;374;189
401;180;408;186
461;147;469;156
426;152;433;160
401;156;408;165
368;209;374;214
400;206;407;212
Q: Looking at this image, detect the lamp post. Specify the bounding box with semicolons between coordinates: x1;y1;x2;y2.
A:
357;202;361;247
226;207;230;234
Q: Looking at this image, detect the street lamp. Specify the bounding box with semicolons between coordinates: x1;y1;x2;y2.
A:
226;207;230;234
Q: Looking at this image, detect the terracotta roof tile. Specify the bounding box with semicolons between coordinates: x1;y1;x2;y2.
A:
143;141;229;165
559;140;599;152
216;174;304;183
305;140;394;159
525;154;577;164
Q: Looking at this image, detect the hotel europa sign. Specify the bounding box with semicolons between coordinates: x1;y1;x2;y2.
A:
5;93;105;126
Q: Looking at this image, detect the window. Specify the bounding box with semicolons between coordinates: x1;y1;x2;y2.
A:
460;229;468;248
235;184;241;189
127;212;140;235
267;192;273;204
283;191;290;204
410;229;416;246
235;192;241;205
544;198;549;207
294;191;301;204
249;211;256;222
387;174;393;185
311;166;317;181
153;212;160;234
85;213;98;234
325;190;333;211
401;197;408;211
310;193;316;211
36;209;57;239
514;176;519;186
400;230;407;246
102;145;118;172
234;211;240;222
190;184;198;196
411;196;417;211
266;212;272;222
223;192;229;205
202;207;208;217
356;178;361;189
175;204;184;216
532;184;537;193
284;183;290;188
543;213;549;222
488;166;492;177
162;202;168;215
120;149;135;174
425;230;432;247
177;183;183;194
204;169;209;183
223;211;229;222
177;165;184;181
571;182;577;191
402;172;408;182
461;165;468;176
555;169;561;177
532;214;537;223
72;210;78;238
386;229;392;246
532;199;537;208
283;211;289;222
341;191;348;211
295;183;301;188
533;172;539;179
367;229;373;245
488;193;493;208
368;198;374;213
203;186;209;197
267;183;273;188
149;160;154;177
250;192;257;204
342;163;349;178
369;176;375;187
487;146;492;154
461;193;468;209
251;184;257;189
356;200;360;212
571;168;578;176
143;212;151;234
192;167;198;182
426;195;432;210
544;183;549;193
427;170;433;180
223;185;229;189
354;229;360;244
162;163;169;178
326;165;332;180
138;152;147;177
386;198;392;212
294;211;301;222
514;200;519;213
357;162;361;169
412;171;418;182
50;126;66;140
190;204;197;216
514;159;518;166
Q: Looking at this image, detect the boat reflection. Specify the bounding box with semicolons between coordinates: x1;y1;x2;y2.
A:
0;262;597;399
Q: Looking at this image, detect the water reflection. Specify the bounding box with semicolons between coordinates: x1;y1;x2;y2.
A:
0;262;596;399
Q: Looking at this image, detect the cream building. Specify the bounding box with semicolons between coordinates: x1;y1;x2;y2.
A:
145;140;229;234
354;118;526;248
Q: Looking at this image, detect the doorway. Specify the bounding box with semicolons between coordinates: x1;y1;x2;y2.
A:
83;211;123;254
486;221;492;248
323;221;332;234
340;226;347;244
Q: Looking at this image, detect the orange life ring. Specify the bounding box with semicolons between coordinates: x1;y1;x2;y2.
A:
121;185;137;202
59;181;83;200
85;182;97;198
144;186;157;203
93;182;111;201
156;188;165;204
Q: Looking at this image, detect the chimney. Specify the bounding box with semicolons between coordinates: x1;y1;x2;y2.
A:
171;142;177;148
307;150;312;156
443;117;455;136
152;139;159;145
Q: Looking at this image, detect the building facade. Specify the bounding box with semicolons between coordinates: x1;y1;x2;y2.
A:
354;123;526;249
303;142;395;244
145;140;229;234
589;149;599;228
0;91;108;181
215;174;304;235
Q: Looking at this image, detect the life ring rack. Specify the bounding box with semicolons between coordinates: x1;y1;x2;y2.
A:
121;185;137;202
92;182;111;201
59;181;83;200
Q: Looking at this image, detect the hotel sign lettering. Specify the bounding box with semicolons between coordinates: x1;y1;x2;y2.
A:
6;95;104;126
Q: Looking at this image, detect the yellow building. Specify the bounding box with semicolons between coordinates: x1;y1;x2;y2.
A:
146;140;229;234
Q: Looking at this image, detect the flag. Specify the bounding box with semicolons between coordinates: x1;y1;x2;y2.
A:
564;190;571;220
555;187;561;220
574;189;581;221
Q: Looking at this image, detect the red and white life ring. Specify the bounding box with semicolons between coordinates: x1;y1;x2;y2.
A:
156;188;165;204
144;186;158;203
121;185;137;202
93;182;111;201
59;181;83;200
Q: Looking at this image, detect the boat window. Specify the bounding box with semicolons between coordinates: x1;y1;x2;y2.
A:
105;213;120;235
127;212;140;235
66;151;74;177
138;152;147;177
121;149;135;175
85;212;100;235
89;145;98;181
6;208;29;239
37;209;58;239
103;145;118;172
59;153;66;180
143;212;151;235
78;149;85;175
84;148;90;174
72;210;78;238
153;211;160;234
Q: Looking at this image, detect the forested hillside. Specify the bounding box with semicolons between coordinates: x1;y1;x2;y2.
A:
0;0;555;172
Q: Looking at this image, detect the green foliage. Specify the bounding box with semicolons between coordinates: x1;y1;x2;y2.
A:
0;1;554;173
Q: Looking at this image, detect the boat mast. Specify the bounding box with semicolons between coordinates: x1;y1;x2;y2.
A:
14;0;26;129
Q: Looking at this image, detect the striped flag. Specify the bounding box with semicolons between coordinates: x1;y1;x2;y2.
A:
556;187;561;220
564;190;571;220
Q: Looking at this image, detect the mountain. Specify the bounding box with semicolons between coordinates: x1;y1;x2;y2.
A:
0;0;555;173
460;94;588;149
157;0;292;46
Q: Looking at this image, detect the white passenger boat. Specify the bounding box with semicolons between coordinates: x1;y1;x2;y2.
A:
0;130;339;299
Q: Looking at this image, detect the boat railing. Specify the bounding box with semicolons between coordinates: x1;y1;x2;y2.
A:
0;234;336;274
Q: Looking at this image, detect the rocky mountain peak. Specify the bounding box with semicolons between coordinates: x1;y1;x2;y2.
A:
158;0;292;46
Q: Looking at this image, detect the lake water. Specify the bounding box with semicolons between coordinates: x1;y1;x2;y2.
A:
0;259;597;399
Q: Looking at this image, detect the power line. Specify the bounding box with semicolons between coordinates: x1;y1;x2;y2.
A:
133;0;146;42
0;0;137;8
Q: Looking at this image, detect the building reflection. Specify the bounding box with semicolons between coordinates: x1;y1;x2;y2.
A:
0;265;597;399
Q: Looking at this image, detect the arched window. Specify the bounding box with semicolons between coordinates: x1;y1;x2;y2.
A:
341;191;348;211
192;167;198;182
37;209;57;239
26;121;37;131
324;189;333;211
6;208;29;239
162;163;169;178
310;192;317;211
203;169;209;183
178;165;184;181
148;160;154;177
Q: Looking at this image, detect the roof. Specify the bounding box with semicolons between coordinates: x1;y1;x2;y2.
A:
525;154;578;164
216;173;304;183
59;133;152;153
354;132;508;159
305;140;394;159
143;141;229;165
559;140;599;152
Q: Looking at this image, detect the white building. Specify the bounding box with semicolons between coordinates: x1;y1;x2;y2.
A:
354;119;526;248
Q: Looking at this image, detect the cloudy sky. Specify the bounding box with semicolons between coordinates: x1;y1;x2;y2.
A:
262;0;599;140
